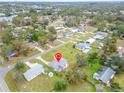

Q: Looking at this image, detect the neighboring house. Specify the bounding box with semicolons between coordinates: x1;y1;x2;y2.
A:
93;66;116;85
23;64;44;81
93;34;105;40
95;32;108;40
86;38;96;44
56;34;63;39
64;32;73;37
75;42;92;53
48;59;68;72
117;46;124;57
72;25;84;33
6;51;16;58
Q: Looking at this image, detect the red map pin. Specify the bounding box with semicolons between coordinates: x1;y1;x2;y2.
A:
55;53;62;62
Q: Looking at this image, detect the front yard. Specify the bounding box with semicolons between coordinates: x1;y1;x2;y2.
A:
42;42;83;64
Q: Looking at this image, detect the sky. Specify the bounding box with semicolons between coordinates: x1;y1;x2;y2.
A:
0;0;124;2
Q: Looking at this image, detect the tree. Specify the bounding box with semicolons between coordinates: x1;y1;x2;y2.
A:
48;26;56;34
65;69;81;84
53;80;68;92
38;36;47;46
111;83;121;92
102;37;117;56
107;55;124;72
87;52;100;64
1;31;13;44
12;39;28;56
15;62;24;71
76;54;86;68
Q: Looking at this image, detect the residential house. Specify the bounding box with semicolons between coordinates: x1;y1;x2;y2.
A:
93;66;116;85
23;64;44;81
86;38;96;44
6;51;16;58
72;24;84;33
75;42;92;53
48;58;68;72
117;46;124;57
64;32;73;37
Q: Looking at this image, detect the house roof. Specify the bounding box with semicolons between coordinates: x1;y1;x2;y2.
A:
93;34;104;40
117;46;124;53
48;58;68;72
93;67;116;84
86;38;96;44
23;64;44;81
6;51;16;57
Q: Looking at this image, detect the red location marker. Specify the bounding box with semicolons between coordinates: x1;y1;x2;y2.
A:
55;53;62;62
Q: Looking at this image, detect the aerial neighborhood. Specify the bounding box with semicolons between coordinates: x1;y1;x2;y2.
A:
0;1;124;92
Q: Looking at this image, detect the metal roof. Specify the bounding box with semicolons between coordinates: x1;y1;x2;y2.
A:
23;64;44;81
93;67;116;84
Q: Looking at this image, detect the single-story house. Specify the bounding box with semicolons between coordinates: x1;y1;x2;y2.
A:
86;38;96;44
23;64;44;81
72;25;84;33
117;46;124;57
93;34;104;40
75;42;92;53
56;34;63;39
95;32;108;39
64;32;73;37
6;51;16;58
48;58;68;72
93;66;116;85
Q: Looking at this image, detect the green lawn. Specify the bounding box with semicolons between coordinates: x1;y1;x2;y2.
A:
116;39;124;47
60;37;71;42
65;82;96;92
85;26;97;32
42;42;83;64
91;41;100;48
113;73;124;91
48;40;62;46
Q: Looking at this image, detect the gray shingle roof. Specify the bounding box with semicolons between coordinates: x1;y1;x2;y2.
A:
48;59;68;72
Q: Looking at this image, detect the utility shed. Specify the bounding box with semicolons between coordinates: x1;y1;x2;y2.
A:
93;67;116;85
23;64;44;81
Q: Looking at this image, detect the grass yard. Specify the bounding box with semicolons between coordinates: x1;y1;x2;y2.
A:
6;67;96;92
75;34;94;43
60;37;71;42
116;39;124;47
91;41;100;48
65;82;96;92
40;45;51;51
5;69;60;92
113;73;124;91
42;42;83;64
85;26;98;32
48;40;62;46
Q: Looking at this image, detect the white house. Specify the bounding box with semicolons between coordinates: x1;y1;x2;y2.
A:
93;67;116;85
23;64;44;81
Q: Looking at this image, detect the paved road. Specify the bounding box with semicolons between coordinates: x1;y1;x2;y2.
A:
0;34;85;92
